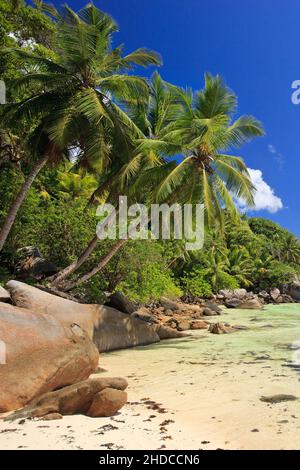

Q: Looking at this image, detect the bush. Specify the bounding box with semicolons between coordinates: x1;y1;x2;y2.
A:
254;261;297;290
180;267;212;298
214;272;240;291
117;263;182;303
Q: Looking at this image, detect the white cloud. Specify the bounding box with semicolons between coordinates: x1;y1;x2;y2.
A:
236;168;283;214
268;144;276;154
267;144;284;169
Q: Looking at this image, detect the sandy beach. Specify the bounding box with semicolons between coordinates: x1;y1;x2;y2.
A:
1;305;300;450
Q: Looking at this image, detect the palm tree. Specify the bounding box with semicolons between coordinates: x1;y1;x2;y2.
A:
0;4;160;251
32;0;58;17
279;233;300;264
0;128;24;166
137;74;264;227
57;169;98;200
53;74;265;292
227;246;253;287
205;248;229;291
49;73;180;290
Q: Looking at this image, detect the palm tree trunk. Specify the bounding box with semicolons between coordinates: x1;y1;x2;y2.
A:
49;209;118;287
0;154;49;251
55;214;149;292
48;235;99;286
62;238;127;291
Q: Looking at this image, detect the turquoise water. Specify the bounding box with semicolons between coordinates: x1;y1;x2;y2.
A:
136;304;300;373
206;304;300;366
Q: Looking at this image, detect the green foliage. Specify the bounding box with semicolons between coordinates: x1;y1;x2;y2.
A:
0;2;298;304
117;263;182;303
214;271;240;291
0;0;55;81
252;261;297;291
136;74;264;228
180;267;212;298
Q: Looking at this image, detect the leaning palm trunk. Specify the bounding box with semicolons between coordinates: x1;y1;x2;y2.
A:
0;154;49;251
49;209;118;287
62;238;127;291
48;234;99;286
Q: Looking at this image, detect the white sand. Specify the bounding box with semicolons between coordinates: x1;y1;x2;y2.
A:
1;305;300;450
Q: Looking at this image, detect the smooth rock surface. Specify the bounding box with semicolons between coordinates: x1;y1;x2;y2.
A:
0;286;10;303
6;281;161;352
6;377;128;420
209;322;236;334
105;291;136;314
87;388;127;417
0;302;99;412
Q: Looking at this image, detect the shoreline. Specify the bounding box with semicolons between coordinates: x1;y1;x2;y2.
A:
1;305;300;450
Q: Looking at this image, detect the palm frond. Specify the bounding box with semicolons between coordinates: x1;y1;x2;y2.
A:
225;115;264;148
122;48;162;68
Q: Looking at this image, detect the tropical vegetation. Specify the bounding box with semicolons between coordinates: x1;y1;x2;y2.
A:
0;1;299;303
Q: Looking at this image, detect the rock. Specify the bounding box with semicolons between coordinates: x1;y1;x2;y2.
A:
192;311;205;319
240;298;263;309
281;294;294;303
160;297;181;311
164;309;174;316
16;246;57;279
258;290;270;300
225;297;262;309
42;413;63;421
190;320;209;330
105;291;136;314
0;286;10;303
155;324;189;339
208;322;235;334
219;288;247;300
93;307;161;352
203;302;222;314
260;394;298;404
131;307;158;324
288;284;300;301
225;298;242;308
160;297;193;313
270;288;281;301
164;318;178;329
275;295;283;304
177;319;191;331
87;388;127;418
203;307;217;316
6;377;128;420
0;302;99;413
188;304;204;314
6;281;161;352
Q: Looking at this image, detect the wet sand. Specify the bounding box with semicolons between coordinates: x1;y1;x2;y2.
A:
1;304;300;450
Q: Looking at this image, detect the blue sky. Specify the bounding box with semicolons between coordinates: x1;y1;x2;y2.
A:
49;0;300;236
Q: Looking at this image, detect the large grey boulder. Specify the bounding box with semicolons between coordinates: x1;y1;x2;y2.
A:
105;291;136;314
225;296;263;309
270;287;281;301
203;301;222;314
6;281;160;352
219;289;247;300
289;284;300;301
258;290;270;301
16;246;57;279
